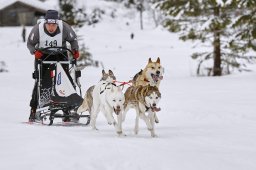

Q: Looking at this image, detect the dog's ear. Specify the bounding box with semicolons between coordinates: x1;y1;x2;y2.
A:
156;57;160;64
102;70;106;75
148;58;152;63
108;70;114;76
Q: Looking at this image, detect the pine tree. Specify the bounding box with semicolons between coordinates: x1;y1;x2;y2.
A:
231;1;256;55
157;0;250;76
59;0;86;27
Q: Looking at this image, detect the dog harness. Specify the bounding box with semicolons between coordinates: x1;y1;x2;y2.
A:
100;82;116;94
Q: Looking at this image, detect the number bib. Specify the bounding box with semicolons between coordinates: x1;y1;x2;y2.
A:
38;20;63;49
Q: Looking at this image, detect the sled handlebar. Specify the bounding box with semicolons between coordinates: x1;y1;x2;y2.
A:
42;61;71;64
40;46;74;54
36;47;77;64
38;47;75;59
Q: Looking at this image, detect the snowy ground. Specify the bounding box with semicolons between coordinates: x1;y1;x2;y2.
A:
1;1;256;170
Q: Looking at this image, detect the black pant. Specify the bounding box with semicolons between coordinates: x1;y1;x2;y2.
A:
30;53;73;109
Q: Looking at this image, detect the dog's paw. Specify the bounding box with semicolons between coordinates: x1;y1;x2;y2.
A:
117;131;126;137
118;133;127;137
150;130;158;137
92;127;99;131
151;134;158;138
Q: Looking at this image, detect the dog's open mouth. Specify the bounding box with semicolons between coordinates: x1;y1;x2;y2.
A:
151;106;161;112
151;74;163;83
113;107;121;115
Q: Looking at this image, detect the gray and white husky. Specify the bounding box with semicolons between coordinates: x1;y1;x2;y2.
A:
123;85;161;137
77;70;125;136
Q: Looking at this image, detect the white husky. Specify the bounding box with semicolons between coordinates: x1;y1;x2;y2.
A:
77;70;125;135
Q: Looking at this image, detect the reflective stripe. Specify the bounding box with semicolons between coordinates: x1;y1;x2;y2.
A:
46;19;57;24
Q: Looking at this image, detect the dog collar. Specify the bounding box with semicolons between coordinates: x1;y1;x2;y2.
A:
144;78;150;82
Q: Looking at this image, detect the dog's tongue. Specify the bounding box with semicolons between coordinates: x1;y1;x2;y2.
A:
153;75;163;82
152;107;161;112
153;75;159;82
114;108;121;115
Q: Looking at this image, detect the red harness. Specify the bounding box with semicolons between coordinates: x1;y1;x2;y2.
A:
113;80;133;89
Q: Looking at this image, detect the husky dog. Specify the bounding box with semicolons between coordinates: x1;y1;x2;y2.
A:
132;57;163;124
123;85;161;137
77;70;125;135
132;57;163;88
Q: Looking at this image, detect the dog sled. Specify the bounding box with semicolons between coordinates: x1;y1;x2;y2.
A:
32;47;90;126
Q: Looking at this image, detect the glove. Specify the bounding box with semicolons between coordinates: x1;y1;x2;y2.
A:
34;50;43;59
73;50;80;59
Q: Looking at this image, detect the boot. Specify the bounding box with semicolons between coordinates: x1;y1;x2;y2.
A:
29;108;36;122
62;111;71;122
70;113;80;123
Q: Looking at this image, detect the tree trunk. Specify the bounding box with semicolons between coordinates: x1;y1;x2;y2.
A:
213;31;221;76
152;10;159;28
213;7;222;76
140;9;143;30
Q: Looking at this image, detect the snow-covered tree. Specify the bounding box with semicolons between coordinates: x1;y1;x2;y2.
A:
157;0;255;76
59;0;86;27
231;1;256;52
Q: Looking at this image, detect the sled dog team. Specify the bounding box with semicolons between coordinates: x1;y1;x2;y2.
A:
78;57;163;137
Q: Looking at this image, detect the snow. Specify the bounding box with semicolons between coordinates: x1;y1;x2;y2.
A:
1;0;256;170
216;0;232;6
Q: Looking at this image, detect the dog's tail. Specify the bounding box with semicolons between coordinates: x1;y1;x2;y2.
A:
77;98;89;113
77;85;94;114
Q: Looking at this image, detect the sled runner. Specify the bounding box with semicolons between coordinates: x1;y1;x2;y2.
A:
32;47;90;125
